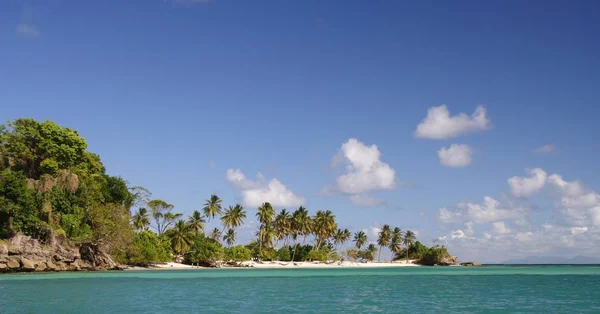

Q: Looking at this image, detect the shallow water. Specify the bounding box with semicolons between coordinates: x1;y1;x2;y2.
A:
2;266;600;313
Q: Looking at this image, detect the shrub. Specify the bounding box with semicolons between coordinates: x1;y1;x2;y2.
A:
276;246;291;261
225;245;252;262
127;231;171;265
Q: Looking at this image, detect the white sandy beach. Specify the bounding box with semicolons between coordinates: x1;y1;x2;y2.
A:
141;260;420;270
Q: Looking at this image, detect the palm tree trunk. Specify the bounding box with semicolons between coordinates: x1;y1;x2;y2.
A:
379;245;383;262
291;235;299;262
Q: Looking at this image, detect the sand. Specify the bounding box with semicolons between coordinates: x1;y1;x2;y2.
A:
135;260;420;270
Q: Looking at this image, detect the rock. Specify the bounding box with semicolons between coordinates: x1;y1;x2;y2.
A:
0;263;7;272
460;262;482;267
20;257;36;271
7;259;20;269
35;262;47;272
46;261;57;271
7;245;23;255
0;243;8;255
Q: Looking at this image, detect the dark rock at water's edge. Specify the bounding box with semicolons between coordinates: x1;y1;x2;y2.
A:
460;262;482;267
0;233;123;273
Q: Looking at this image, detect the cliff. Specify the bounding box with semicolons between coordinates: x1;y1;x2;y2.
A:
0;233;122;273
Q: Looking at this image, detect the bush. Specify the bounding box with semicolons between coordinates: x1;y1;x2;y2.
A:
185;236;224;263
307;249;328;262
225;245;252;262
127;231;171;265
276;246;291;261
418;246;450;266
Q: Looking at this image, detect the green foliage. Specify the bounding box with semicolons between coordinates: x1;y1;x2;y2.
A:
185;235;224;263
0;168;43;237
418;246;451;266
276;246;291;261
127;231;171;265
307;249;328;262
225;245;252;262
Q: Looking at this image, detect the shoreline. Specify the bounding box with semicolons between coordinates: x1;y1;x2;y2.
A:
128;260;421;270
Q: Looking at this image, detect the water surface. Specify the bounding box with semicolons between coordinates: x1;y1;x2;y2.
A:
2;266;600;313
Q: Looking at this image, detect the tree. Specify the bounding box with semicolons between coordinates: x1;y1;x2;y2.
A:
147;199;180;235
131;208;150;231
365;244;378;261
377;224;391;261
221;204;246;231
202;194;222;222
403;230;416;260
256;202;275;257
223;228;236;247
313;210;336;249
290;206;311;262
208;228;221;242
127;231;172;266
353;231;367;249
187;210;205;235
389;227;403;257
166;220;193;254
274;209;291;246
225;245;252;262
185;236;224;264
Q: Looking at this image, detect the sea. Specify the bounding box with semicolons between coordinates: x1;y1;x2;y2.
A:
1;265;600;313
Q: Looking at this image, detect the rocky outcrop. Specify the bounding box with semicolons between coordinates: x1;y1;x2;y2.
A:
460;262;482;267
0;233;122;273
436;255;458;266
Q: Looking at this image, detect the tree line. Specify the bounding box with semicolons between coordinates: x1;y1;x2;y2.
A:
0;118;452;267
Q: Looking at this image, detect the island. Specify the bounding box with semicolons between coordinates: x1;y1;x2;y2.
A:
1;119;465;273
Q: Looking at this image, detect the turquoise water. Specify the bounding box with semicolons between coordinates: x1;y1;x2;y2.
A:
2;266;600;313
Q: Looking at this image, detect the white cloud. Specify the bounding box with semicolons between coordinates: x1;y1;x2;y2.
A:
328;138;396;197
226;168;305;208
414;105;491;139
571;227;588;235
534;144;556;153
16;23;40;37
548;174;586;197
439;196;527;224
507;168;547;198
491;221;512;235
349;194;385;206
438;144;473;168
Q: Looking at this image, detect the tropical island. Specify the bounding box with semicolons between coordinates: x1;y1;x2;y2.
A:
0;119;461;273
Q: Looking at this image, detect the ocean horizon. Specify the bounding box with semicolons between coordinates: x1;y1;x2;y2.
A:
2;265;600;313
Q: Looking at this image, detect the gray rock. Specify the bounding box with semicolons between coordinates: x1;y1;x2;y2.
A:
0;243;8;255
0;263;7;271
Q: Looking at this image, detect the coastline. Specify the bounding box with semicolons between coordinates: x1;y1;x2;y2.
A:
128;260;421;270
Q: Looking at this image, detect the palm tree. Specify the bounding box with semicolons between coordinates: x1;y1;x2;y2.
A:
274;209;291;246
377;224;392;261
209;227;222;241
313;210;337;249
202;194;222;222
366;244;378;261
291;206;310;262
221;204;247;231
131;208;150;231
187;210;205;235
223;229;236;247
256;202;276;257
353;231;367;249
168;220;193;254
403;230;416;260
390;227;403;258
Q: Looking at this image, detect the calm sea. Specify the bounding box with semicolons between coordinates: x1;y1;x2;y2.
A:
2;266;600;313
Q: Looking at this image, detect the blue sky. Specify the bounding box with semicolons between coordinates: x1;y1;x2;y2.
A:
1;0;599;262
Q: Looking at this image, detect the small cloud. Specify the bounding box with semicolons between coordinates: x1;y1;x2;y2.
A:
226;168;304;208
438;144;473;168
349;194;385;207
16;24;40;37
507;168;547;198
415;105;492;139
534;144;556;154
